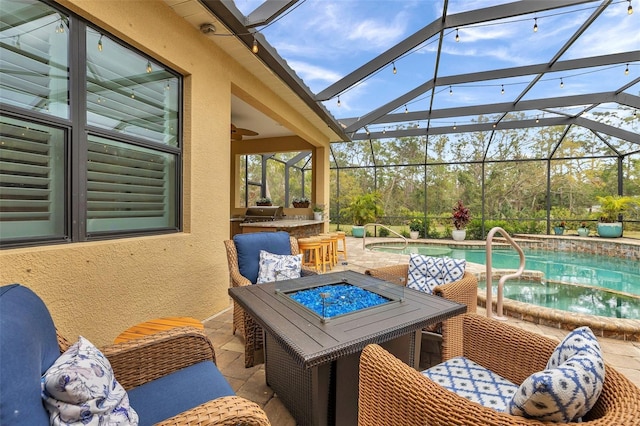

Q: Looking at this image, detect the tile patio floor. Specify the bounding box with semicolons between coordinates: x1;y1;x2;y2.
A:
203;236;640;425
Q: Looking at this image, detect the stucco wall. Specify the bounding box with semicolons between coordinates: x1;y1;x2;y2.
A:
0;0;331;345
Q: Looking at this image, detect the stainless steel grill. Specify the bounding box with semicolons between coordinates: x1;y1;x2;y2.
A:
243;206;285;223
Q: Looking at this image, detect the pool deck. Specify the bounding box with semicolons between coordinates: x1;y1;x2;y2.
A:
206;235;640;425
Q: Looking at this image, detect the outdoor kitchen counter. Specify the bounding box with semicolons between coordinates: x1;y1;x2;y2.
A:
240;219;323;238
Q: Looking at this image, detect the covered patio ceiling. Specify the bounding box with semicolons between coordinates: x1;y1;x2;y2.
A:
167;0;639;158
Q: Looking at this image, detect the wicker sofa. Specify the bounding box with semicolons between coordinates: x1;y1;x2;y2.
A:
0;284;270;426
224;231;316;367
359;313;640;426
365;264;477;361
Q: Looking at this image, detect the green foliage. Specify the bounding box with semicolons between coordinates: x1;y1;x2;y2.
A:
596;195;640;223
466;219;544;240
344;192;384;226
378;227;390;237
328;115;638;232
409;218;422;232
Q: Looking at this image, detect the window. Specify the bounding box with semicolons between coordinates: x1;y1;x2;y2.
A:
0;0;181;247
237;151;312;207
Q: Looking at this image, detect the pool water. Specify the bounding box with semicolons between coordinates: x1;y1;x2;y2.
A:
372;244;640;296
480;279;640;319
371;243;640;319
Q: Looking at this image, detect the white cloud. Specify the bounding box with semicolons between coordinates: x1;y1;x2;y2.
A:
287;60;342;85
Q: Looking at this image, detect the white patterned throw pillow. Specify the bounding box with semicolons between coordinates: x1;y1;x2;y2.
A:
41;336;138;426
407;254;466;294
508;327;605;422
256;250;303;283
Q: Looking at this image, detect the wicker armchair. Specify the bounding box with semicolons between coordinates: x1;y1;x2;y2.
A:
365;265;477;360
359;314;640;426
224;234;316;367
59;328;270;426
1;283;270;426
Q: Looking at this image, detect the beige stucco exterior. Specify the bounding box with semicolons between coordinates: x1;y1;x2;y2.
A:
0;0;335;345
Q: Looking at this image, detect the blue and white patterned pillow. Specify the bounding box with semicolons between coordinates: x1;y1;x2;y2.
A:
508;327;605;422
41;336;139;426
442;257;466;283
256;250;302;283
407;254;466;294
423;356;519;412
546;326;602;370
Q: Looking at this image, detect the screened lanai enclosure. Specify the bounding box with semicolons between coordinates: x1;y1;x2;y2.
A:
215;0;639;237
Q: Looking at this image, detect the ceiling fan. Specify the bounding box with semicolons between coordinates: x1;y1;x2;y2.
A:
231;123;259;141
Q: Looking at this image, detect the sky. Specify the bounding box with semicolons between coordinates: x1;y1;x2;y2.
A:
233;0;639;131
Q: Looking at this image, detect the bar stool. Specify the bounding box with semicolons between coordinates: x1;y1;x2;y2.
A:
336;231;347;261
319;232;339;269
297;237;324;273
317;235;334;272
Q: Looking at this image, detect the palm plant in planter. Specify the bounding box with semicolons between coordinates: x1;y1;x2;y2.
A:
596;195;640;238
345;192;383;238
451;200;471;241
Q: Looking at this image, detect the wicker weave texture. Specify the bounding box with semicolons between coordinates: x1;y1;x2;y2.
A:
224;236;316;368
365;265;478;360
58;327;270;425
358;314;640;426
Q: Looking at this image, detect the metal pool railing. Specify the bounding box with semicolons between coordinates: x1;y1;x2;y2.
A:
362;223;408;251
485;227;526;320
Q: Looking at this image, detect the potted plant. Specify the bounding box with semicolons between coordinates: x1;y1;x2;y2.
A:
256;197;272;206
312;203;324;221
345;192;383;238
553;221;566;235
292;196;310;208
451;200;471;241
408;218;422;240
577;221;590;237
596;195;640;238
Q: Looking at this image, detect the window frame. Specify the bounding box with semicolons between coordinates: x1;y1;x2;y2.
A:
0;0;183;248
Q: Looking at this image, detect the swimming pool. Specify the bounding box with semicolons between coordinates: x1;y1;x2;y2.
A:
370;243;640;319
480;278;640;319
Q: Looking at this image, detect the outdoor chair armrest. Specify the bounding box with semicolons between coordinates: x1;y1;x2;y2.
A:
154;396;271;426
434;271;477;313
229;269;253;287
364;264;409;286
100;326;216;390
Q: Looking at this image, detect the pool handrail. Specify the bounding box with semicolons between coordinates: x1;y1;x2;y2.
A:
486;227;526;320
362;223;408;251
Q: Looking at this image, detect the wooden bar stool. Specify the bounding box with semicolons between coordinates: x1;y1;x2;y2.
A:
298;237;324;273
317;235;334;272
336;231;347;261
319;233;339;269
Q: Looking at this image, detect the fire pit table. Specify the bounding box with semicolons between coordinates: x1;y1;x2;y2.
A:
228;270;466;426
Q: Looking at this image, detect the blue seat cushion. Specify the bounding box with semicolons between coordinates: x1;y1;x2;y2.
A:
233;231;292;283
127;361;234;426
0;284;61;426
422;356;518;412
